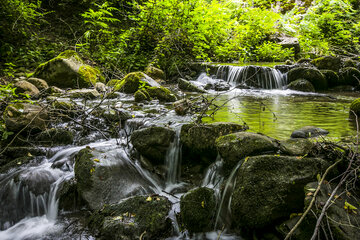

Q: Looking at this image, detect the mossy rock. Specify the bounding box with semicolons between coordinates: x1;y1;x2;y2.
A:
3;103;48;132
288;67;327;90
33;50;104;88
88;196;172;240
320;70;339;88
91;108;132;123
279;138;314;156
131;126;175;165
58;178;86;211
216;132;278;176
291;126;329;138
310;56;341;71
134;89;151;102
174;99;192;116
147;86;177;102
114;72;159;94
27;77;49;90
178;78;206;93
342;58;358;68
339;67;360;86
231;155;330;229
14;80;40;97
106;79;121;87
349;98;360;117
287;79;315;92
180;187;216;233
145;66;165;80
74;148;95;196
180;122;248;165
35;128;73;145
68;89;100;99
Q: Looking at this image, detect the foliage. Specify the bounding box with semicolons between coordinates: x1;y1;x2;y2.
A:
255;42;294;62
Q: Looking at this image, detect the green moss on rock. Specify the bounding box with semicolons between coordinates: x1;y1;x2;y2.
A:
350;98;360;117
339;67;360;86
320;70;339;88
145;66;165;80
106;79;121;87
180;187;216;233
287;79;315;92
74;148;95;195
310;56;341;71
147;86;177;102
134;89;151;102
288;67;327;90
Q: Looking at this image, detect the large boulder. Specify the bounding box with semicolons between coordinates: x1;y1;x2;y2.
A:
216;132;278;175
114;72;159;94
178;78;206;93
288;67;327;90
339;67;360;86
291;126;329;138
74;147;157;210
278;182;360;240
287;79;315;92
3;103;48;132
278;37;300;55
134;86;177;102
88;196;172;240
320;70;339;88
33;50;104;88
311;56;341;71
14;80;40;97
180;187;216;233
180;122;248;164
231;155;330;229
131;126;175;165
280;138;314;156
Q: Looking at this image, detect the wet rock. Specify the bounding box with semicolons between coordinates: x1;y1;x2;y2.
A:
287;79;315;92
180;187;216;233
280;138;314;156
320;70;339;88
58;178;86;211
135;86;177;102
3;103;48;132
291;126;329;138
288;67;327;90
214;81;231;91
131;126;175;165
339;67;360;86
92;108;132;123
311;56;341;71
95;82;107;92
178;78;206;93
88;195;172;240
68;89;100;99
231;155;330;229
33;50;104;88
145;65;165;81
216;132;278;175
278;182;360;240
275;64;298;74
14;80;40;97
26;77;49;90
174;99;192;116
330;85;354;92
278;37;300;55
45;86;64;95
297;58;312;64
74;147;157;210
2;146;46;160
114;72;159;94
106;79;121;87
180;122;248;165
342;58;358;68
35;128;73;145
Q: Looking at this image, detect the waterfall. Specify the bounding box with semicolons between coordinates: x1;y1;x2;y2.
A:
215;65;287;89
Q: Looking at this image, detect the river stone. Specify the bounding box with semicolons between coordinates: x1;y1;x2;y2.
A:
291;126;329;138
88;196;172;240
287;79;315;92
3;103;48;132
311;56;341;71
14;80;40;97
278;182;360;240
174;99;192;116
58;178;86;211
231;155;330;229
216;132;278;175
74;147;157;210
342;58;358;68
288;67;327;90
114;72;160;94
349;98;360;117
68;89;100;99
320;70;339;88
180;122;248;165
26;77;49;90
178;78;206;93
131;126;175;165
180;187;216;233
339;67;360;86
33;50;104;88
145;65;165;80
95;82;107;92
280;138;314;156
35;128;73;145
135;86;177;102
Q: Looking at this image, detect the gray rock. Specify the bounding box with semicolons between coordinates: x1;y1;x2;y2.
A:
280;138;314;156
287;79;315;92
178;78;206;93
27;77;49;90
14;80;40;97
68;89;100;99
311;56;341;71
291;126;329;138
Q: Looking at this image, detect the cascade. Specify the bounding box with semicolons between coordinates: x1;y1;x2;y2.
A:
215;65;287;89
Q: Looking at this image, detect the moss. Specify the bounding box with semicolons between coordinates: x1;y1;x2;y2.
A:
320;70;339;88
78;65;105;86
339;67;360;86
52;100;75;110
180;187;216;233
310;56;341;71
106;79;121;87
114;72;145;93
57;50;83;63
145;66;165;80
74;148;95;195
35;128;73;145
134;89;151;102
146;86;177;102
287;79;315;92
350;98;360;116
288;67;327;90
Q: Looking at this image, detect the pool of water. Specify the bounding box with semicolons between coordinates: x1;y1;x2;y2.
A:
202;89;358;140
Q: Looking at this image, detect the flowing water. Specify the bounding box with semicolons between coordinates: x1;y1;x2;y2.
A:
0;64;357;239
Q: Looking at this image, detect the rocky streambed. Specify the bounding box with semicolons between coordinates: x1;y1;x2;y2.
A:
0;51;360;239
